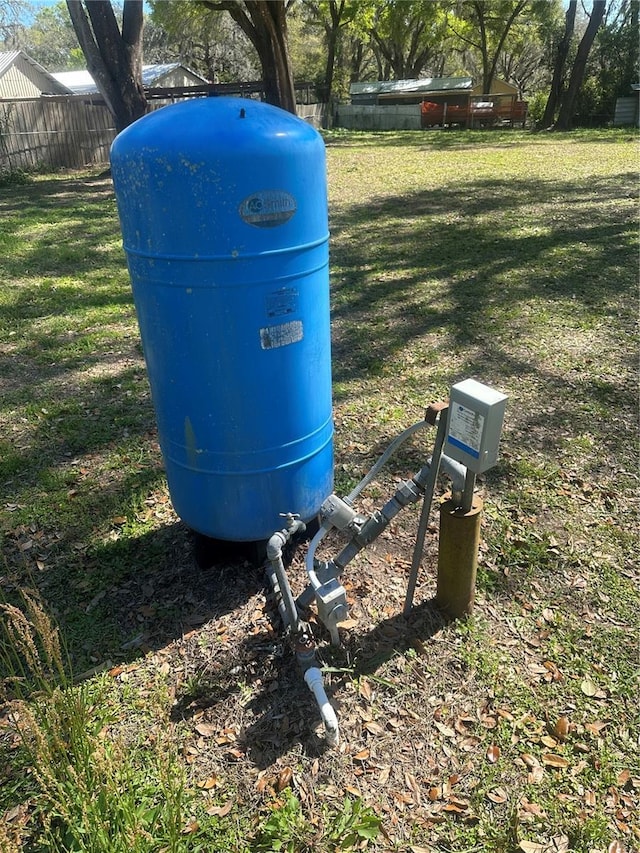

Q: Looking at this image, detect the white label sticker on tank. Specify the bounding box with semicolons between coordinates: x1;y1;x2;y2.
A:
260;320;303;350
239;191;296;227
447;403;484;459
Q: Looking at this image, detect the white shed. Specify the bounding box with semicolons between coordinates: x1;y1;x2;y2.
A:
0;51;72;99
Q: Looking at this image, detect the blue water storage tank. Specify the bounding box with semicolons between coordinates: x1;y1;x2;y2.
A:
110;97;333;541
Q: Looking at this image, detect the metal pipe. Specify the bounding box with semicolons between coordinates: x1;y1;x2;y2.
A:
304;666;339;746
299;420;436;604
461;469;476;513
265;561;292;629
333;470;427;572
266;517;306;633
439;454;467;495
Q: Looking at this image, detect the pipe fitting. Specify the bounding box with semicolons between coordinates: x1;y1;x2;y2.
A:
439;454;467;495
266;516;306;633
266;530;287;561
304;666;339;746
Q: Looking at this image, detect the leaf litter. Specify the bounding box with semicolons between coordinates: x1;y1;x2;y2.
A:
1;137;639;848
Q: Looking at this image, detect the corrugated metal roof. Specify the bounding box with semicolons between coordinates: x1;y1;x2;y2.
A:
351;77;473;97
51;63;208;95
50;69;96;95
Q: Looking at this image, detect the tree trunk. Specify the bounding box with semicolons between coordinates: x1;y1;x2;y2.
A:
541;0;577;129
321;1;344;107
478;0;527;94
555;0;606;130
211;1;296;113
66;0;147;133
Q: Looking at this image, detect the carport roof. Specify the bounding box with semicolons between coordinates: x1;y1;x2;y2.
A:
350;78;473;97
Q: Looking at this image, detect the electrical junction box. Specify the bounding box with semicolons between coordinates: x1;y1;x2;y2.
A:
446;379;508;474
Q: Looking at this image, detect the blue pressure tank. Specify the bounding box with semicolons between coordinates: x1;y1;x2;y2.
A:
110;97;333;542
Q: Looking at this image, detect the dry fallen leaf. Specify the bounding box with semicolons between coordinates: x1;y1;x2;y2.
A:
480;713;498;729
486;787;508;804
528;766;545;784
359;678;373;702
276;767;293;792
617;768;631;787
194;722;216;738
496;708;515;721
553;716;570;741
518;799;546;818
197;776;219;790
255;775;272;794
580;677;598;696
518;842;544;853
353;748;370;761
226;747;244;760
405;773;421;805
434;721;456;738
542;753;570;769
378;765;390;785
585;720;609;735
206;800;233;817
455;715;475;733
443;797;468;813
486;744;501;764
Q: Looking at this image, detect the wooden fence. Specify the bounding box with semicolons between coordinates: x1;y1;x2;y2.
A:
0;96;328;173
0;98;118;171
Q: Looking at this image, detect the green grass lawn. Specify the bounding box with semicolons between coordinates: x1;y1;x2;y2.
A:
0;128;638;852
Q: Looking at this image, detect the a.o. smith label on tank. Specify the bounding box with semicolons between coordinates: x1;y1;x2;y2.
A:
260;320;303;350
239;191;296;227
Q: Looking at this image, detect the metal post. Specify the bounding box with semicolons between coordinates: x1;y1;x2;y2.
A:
403;409;448;617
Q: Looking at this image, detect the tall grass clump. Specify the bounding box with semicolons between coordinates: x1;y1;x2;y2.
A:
0;590;194;852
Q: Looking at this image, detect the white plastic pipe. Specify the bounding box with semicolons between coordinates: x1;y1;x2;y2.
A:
304;666;339;747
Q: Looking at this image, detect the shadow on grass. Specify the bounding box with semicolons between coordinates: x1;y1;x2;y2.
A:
330;172;635;369
329;169;636;451
1;159;636;694
323;127;636;151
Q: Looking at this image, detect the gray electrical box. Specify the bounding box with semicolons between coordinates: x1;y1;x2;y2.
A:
446;379;508;474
